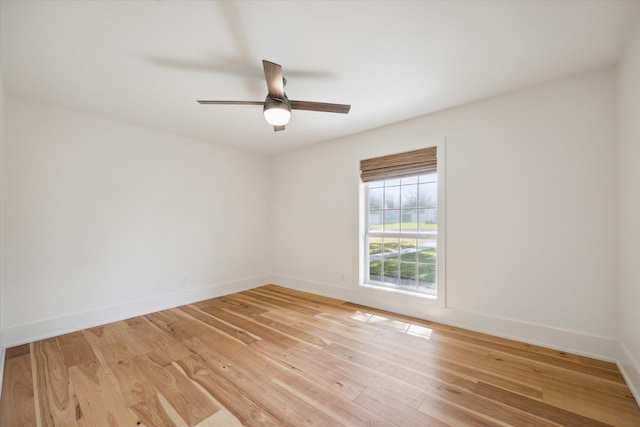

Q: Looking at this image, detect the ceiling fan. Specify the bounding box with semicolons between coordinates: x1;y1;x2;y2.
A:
198;60;351;132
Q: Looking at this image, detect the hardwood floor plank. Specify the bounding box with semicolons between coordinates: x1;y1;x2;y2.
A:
251;339;365;401
271;370;391;426
312;316;546;402
155;392;193;427
199;295;269;315
104;356;157;406
124;315;165;339
543;387;640;427
228;303;328;348
177;354;282;426
56;331;97;367
440;328;624;383
166;363;221;423
200;306;299;349
483;349;635;404
180;340;340;426
68;359;139;426
474;381;611;426
95;340;143;365
580;355;620;371
110;324;157;356
133;354;219;426
424;381;558;427
130;394;184;427
238;295;312;324
186;334;283;381
2;284;639;426
304;314;485;376
31;338;82;427
5;343;30;360
242;288;322;316
247;287;335;313
289;341;428;409
178;304;259;346
0;355;37;427
302;312;429;354
542;371;640;414
472;372;543;401
419;394;509;427
194;408;244;427
145;312;196;341
146;333;194;362
82;323;125;348
323;341;477;401
355;386;450;427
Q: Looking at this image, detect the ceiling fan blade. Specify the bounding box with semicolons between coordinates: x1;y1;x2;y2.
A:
290;100;351;114
273;125;286;132
263;60;285;100
197;100;264;106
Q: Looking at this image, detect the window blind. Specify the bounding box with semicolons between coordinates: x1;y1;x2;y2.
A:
360;147;437;182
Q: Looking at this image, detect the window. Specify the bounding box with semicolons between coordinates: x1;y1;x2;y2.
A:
360;147;443;299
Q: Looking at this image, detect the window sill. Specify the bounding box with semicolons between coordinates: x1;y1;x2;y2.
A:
359;282;437;300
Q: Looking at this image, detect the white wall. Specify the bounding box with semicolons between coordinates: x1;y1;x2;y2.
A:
617;20;640;403
2;97;270;345
270;68;618;359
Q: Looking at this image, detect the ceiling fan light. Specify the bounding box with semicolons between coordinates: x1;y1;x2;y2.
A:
264;101;291;126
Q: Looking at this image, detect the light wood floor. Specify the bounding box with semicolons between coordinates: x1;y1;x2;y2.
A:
1;285;639;426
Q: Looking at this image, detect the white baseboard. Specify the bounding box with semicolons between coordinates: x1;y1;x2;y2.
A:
0;330;5;401
618;342;640;405
3;275;270;348
270;274;618;362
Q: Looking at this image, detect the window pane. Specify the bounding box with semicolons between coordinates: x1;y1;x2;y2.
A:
419;209;438;232
400;262;417;281
400;209;418;232
369;180;384;189
383;238;399;256
369;210;383;232
384;178;400;186
384;260;399;282
418;264;436;287
417;240;436;264
369;260;382;280
368;237;383;255
401;184;418;208
399;238;417;262
384;186;400;209
368;236;383;282
369;187;383;210
384;210;400;232
418;182;437;208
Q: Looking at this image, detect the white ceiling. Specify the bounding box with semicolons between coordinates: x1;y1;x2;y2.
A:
2;1;639;156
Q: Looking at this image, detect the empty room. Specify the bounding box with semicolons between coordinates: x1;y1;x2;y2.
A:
1;1;640;425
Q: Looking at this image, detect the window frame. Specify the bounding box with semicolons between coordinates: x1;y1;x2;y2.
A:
357;141;446;307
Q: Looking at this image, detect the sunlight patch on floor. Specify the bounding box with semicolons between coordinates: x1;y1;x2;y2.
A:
350;311;432;339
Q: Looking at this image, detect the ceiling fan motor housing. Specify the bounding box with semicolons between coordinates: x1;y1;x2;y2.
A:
263;95;292;126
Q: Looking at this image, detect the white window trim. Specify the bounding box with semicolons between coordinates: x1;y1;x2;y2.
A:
356;139;446;308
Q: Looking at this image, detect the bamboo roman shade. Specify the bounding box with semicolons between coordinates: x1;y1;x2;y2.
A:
360;147;437;182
